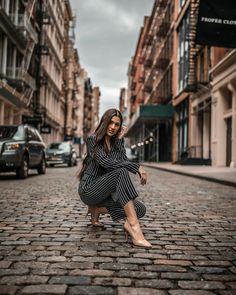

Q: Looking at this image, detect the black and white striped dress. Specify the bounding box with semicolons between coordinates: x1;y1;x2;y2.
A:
78;134;146;221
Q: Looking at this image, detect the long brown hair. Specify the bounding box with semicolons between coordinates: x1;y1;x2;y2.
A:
77;108;123;180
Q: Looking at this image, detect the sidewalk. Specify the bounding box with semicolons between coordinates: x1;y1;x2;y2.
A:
142;162;236;188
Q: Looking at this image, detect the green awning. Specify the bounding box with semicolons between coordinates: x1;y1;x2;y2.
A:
126;104;173;135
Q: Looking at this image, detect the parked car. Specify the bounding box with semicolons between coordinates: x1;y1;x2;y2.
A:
46;141;77;167
125;147;139;162
0;124;46;178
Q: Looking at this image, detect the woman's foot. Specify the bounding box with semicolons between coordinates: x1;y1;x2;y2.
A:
124;220;151;248
86;206;108;227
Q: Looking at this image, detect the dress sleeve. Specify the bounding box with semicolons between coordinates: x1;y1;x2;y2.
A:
117;138;128;161
87;135;140;174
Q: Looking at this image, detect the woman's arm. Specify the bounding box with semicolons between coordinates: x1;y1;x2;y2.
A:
116;138;128;161
87;135;139;174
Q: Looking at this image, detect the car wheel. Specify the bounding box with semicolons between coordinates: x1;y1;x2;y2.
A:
37;158;46;174
16;156;29;179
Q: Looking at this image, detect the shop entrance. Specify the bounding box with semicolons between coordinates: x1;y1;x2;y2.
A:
226;117;232;167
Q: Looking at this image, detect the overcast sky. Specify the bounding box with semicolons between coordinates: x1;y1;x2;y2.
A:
70;0;154;117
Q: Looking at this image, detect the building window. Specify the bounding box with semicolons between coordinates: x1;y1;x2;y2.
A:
7;42;14;70
0;0;8;13
177;10;190;93
179;0;187;11
9;0;17;15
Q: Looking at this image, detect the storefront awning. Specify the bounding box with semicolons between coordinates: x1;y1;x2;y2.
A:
196;0;236;48
126;104;173;136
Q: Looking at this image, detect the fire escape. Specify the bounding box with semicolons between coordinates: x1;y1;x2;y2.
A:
21;0;37;106
9;0;38;107
185;0;208;92
149;0;172;105
83;78;93;139
63;9;77;140
35;0;51;127
0;0;38;111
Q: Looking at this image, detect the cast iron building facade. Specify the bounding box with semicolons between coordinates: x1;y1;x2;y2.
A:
0;0;38;125
173;0;236;167
127;0;236;167
127;0;174;162
0;0;100;150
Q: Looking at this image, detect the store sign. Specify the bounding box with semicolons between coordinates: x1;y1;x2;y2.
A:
22;115;43;125
73;137;81;144
196;0;236;48
40;124;51;134
64;135;73;141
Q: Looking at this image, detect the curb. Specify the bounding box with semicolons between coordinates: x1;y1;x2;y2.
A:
142;164;236;188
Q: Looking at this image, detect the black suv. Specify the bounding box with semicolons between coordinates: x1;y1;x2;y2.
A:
0;124;46;178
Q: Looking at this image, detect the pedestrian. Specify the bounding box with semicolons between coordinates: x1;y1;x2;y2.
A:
78;108;151;248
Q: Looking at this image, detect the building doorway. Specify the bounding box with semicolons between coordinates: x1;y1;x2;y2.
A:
177;100;188;161
226;117;232;166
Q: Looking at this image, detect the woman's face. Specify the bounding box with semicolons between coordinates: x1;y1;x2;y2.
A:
106;115;121;137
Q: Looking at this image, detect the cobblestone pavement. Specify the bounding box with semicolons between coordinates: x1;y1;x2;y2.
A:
0;165;236;295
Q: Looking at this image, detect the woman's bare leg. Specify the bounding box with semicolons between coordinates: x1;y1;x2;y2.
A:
123;200;151;247
124;200;141;226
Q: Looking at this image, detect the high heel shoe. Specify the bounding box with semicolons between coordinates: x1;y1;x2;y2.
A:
86;206;108;227
124;220;152;248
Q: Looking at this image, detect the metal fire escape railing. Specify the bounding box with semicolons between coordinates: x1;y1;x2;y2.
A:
6;0;37;105
185;0;199;91
22;0;37;105
9;13;37;43
6;67;36;90
22;0;37;72
0;1;38;108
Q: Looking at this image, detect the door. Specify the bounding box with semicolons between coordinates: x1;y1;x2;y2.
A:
27;127;40;166
226;117;232;167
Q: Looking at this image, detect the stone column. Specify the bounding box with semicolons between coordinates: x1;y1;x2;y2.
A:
211;90;227;166
0;100;5;124
228;82;236;167
2;36;7;75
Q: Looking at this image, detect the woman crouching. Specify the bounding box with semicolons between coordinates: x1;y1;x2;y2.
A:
78;108;151;248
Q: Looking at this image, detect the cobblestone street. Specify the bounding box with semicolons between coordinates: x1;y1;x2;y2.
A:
0;166;236;295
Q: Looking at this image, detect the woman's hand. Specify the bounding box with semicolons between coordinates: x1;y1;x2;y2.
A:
138;166;147;185
118;126;128;139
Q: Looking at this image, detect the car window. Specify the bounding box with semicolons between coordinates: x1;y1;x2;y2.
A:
48;143;60;149
48;143;70;152
59;143;70;152
0;125;24;140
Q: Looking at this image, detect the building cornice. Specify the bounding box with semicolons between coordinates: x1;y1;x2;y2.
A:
209;50;236;77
